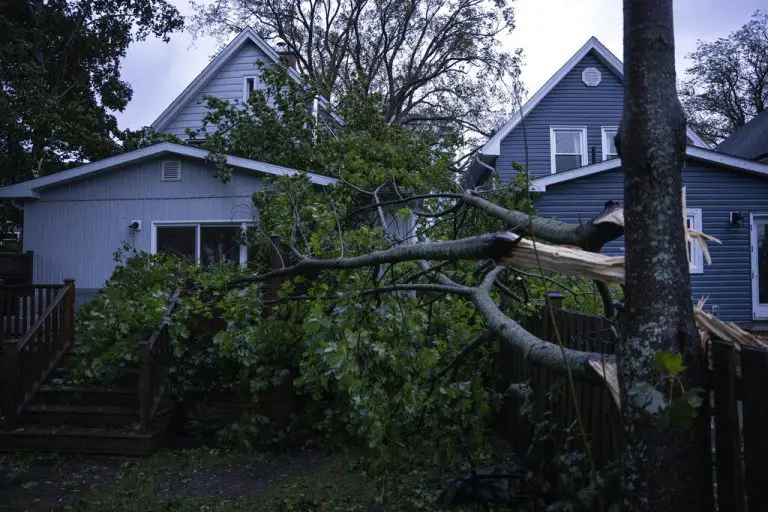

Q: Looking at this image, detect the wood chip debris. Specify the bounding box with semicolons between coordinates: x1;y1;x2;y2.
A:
694;297;768;351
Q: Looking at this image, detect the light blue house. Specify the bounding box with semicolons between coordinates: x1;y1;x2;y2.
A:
0;143;334;305
0;29;337;306
469;38;768;325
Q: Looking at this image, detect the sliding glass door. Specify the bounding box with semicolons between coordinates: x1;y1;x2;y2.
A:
154;222;249;267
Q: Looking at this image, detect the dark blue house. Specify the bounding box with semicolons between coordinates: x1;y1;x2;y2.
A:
468;38;768;325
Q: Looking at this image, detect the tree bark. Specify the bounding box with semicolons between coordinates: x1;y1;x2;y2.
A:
618;1;708;509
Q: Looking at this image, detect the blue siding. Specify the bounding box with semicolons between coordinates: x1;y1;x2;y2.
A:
22;156;263;290
163;40;272;138
534;161;768;322
497;52;624;181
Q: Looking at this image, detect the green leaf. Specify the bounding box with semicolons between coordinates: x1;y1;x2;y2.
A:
654;350;687;377
662;389;704;429
395;207;412;221
628;381;667;415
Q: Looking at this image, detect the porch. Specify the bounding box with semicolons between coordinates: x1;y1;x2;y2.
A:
0;281;175;454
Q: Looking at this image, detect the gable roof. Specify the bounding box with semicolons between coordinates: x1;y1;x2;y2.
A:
0;142;336;200
717;108;768;161
479;37;708;158
151;28;339;132
529;145;768;191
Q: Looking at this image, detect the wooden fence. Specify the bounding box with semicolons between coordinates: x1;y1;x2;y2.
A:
707;340;768;512
498;293;621;470
499;292;768;511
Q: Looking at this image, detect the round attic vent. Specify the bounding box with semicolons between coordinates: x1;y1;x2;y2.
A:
582;67;602;87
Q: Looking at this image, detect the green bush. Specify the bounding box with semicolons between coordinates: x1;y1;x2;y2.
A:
70;246;270;397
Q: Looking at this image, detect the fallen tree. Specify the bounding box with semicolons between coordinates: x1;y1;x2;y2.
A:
230;0;712;507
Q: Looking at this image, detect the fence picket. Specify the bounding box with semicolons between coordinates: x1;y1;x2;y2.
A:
711;341;744;512
499;299;768;510
740;345;768;511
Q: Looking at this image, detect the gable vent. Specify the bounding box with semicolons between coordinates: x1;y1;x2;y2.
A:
582;67;602;87
161;161;182;181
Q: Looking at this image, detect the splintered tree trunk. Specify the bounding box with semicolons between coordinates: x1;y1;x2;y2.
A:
618;0;708;510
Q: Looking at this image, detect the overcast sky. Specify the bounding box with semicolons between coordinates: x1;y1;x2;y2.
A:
114;0;763;131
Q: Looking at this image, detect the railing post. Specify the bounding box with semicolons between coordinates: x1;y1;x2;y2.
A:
25;251;33;284
544;291;564;342
138;343;151;430
0;278;5;342
63;279;75;346
1;341;20;426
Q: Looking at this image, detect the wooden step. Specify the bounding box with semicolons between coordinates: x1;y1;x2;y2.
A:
48;359;139;388
0;415;172;455
20;404;141;429
34;385;139;408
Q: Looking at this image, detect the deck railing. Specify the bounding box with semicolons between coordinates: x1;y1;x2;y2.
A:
138;290;180;430
1;282;67;340
1;280;75;425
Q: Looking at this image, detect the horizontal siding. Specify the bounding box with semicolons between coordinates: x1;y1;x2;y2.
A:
498;52;624;181
533;161;768;322
495;50;698;183
23;157;262;289
164;41;271;138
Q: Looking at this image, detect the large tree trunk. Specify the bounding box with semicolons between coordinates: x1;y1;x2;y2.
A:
618;0;708;509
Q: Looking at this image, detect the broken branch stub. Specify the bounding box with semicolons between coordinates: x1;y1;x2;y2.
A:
490;232;626;284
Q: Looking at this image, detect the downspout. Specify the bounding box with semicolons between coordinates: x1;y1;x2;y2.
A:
474;153;496;174
469;153;496;189
312;97;319;143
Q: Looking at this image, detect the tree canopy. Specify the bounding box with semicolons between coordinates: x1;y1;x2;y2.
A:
191;0;521;148
0;0;184;233
680;10;768;145
0;0;184;183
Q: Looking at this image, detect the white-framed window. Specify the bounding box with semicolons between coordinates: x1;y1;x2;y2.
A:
686;208;703;274
243;76;262;101
550;126;588;174
601;127;619;161
151;221;253;268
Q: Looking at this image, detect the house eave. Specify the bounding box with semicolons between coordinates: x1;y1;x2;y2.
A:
0;142;336;199
529;146;768;191
0;189;40;200
479;37;708;160
151;28;342;133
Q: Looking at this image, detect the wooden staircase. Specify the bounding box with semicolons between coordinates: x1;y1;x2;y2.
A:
0;282;177;455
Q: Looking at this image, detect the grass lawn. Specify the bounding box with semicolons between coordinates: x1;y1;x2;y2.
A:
1;448;460;511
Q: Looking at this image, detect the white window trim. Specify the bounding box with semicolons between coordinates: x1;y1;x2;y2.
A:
243;75;259;101
686;208;704;274
151;220;253;268
550;126;588;174
243;75;264;101
601;126;619;161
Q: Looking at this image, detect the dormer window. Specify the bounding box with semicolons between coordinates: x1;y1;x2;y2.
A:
243;76;260;101
602;127;619;160
550;126;587;174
